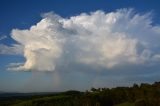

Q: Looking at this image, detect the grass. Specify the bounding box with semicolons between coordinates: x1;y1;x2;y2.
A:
11;95;70;106
114;102;135;106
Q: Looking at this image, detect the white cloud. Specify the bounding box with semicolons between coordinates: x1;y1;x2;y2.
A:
4;8;160;71
10;13;65;71
61;9;160;68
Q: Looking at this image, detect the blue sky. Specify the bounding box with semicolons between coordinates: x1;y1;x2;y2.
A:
0;0;160;92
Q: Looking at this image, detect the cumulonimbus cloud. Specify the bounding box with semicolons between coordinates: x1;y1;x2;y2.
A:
3;8;160;71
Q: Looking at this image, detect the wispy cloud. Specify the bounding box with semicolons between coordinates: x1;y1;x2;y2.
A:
0;35;7;41
0;44;23;55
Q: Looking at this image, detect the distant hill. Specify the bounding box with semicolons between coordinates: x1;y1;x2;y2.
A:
0;92;58;97
0;91;7;93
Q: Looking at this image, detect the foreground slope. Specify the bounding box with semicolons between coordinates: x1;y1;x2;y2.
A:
0;82;160;106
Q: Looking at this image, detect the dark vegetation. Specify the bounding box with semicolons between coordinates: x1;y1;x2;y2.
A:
0;82;160;106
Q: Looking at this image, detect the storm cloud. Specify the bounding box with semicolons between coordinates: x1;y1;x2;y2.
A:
2;8;160;73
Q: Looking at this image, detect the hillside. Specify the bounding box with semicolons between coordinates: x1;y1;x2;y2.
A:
0;82;160;106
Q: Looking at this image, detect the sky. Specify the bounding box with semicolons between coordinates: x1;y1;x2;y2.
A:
0;0;160;92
